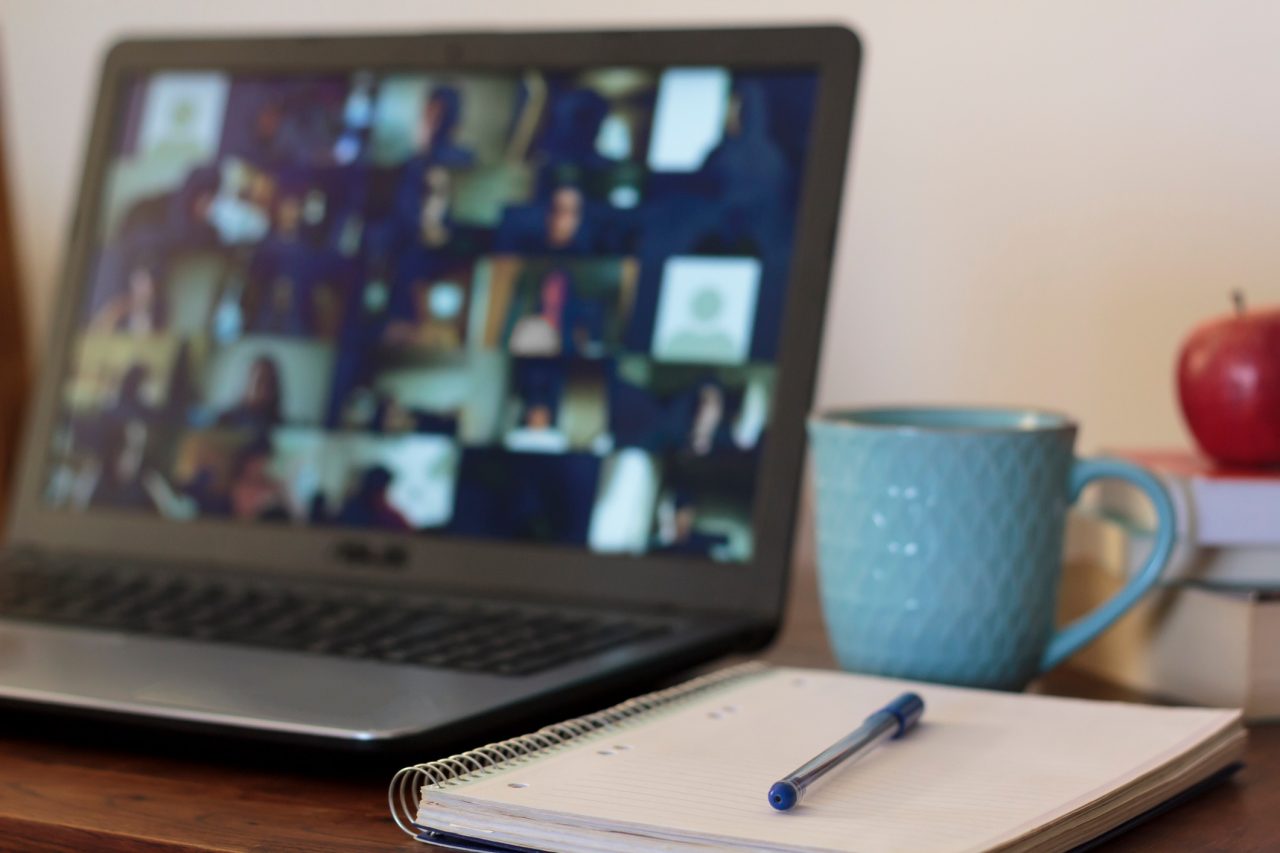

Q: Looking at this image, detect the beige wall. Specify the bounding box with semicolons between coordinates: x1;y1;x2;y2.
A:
2;0;1278;453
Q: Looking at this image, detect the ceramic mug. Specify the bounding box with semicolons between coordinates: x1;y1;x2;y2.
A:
807;406;1177;691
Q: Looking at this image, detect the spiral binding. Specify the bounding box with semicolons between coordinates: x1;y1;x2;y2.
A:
389;661;768;837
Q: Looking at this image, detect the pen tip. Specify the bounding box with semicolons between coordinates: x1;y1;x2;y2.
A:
768;781;798;811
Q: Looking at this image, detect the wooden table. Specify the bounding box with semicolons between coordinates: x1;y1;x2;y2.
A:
2;566;1276;852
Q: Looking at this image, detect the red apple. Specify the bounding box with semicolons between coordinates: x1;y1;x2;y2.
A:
1177;293;1280;467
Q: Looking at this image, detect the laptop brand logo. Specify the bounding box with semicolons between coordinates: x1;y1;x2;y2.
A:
334;541;409;570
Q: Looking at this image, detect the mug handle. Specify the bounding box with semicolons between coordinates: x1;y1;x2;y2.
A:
1039;457;1178;673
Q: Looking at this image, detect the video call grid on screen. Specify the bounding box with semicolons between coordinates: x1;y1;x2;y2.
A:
45;64;819;563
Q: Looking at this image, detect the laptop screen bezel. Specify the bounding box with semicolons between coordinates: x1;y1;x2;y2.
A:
8;26;860;622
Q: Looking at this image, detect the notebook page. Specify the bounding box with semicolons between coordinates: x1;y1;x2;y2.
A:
422;667;1239;853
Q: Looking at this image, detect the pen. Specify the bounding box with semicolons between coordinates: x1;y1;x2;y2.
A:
767;691;924;811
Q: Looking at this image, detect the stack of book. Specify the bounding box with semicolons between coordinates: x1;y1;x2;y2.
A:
1060;449;1280;719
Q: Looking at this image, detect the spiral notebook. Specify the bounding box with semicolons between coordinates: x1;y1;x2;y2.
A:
390;664;1246;853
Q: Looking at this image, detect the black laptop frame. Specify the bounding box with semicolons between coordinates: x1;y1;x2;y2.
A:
8;26;860;624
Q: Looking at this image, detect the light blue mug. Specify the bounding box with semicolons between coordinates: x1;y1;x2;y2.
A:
807;406;1177;691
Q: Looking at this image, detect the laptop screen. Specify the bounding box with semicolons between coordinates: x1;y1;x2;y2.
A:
43;65;819;563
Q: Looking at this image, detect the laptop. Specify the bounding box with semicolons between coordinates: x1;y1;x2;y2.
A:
0;27;859;747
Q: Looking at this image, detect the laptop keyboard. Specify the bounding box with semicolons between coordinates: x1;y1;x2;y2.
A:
0;562;670;677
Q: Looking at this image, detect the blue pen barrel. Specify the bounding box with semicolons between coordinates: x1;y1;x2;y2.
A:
768;692;925;811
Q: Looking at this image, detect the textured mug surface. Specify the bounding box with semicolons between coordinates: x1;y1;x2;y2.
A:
807;407;1176;691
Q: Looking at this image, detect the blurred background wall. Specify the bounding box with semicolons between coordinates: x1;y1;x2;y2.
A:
0;69;27;525
2;0;1278;454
